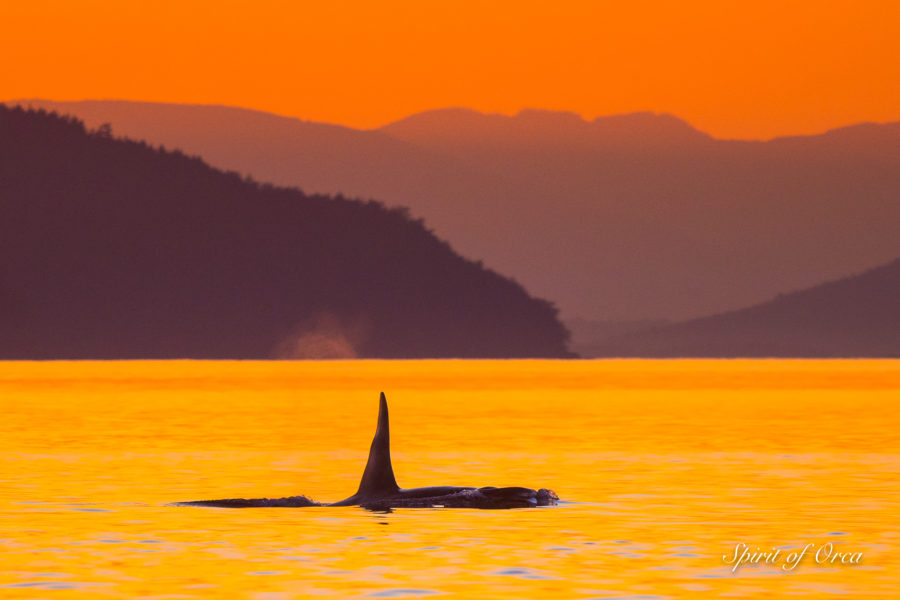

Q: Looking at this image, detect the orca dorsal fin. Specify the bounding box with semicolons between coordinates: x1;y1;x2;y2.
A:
355;392;400;497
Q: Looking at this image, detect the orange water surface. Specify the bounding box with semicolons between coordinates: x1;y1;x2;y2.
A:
1;360;898;598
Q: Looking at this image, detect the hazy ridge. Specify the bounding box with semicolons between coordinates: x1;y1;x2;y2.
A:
586;259;900;357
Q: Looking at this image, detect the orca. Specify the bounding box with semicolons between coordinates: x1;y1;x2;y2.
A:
178;392;558;509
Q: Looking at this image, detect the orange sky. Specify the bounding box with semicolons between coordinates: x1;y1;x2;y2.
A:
4;0;899;139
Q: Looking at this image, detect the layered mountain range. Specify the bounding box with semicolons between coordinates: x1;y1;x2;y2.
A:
6;99;899;357
11;100;899;331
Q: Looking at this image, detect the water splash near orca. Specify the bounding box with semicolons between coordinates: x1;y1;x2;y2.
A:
176;392;558;510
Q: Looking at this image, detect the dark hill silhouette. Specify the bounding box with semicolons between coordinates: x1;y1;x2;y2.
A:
586;259;900;357
9;100;900;335
0;105;571;359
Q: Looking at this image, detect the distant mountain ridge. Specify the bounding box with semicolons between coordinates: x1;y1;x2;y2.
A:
8;99;900;329
379;108;711;147
586;259;900;357
0;105;572;359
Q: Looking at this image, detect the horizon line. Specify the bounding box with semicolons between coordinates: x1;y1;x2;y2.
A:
6;97;899;143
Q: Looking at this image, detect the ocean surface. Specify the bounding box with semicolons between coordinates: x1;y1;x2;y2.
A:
1;360;898;598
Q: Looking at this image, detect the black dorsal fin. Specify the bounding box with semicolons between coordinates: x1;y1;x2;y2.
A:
355;392;400;497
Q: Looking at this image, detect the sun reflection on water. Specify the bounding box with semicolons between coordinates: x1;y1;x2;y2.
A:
0;360;898;598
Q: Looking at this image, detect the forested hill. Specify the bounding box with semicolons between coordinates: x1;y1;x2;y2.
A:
0;106;572;358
